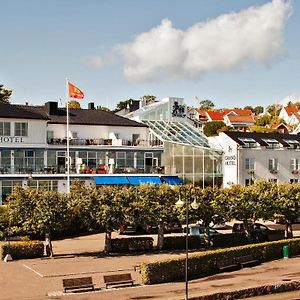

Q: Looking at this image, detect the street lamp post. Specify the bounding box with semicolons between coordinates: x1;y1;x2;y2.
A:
176;187;199;300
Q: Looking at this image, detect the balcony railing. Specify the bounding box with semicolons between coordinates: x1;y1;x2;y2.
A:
0;165;165;175
47;138;163;147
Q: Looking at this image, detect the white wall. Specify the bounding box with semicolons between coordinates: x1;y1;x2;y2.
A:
47;123;148;141
0;118;47;146
214;132;238;187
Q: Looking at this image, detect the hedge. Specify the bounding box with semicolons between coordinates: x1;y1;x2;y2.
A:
163;236;204;250
211;233;249;248
141;238;300;285
111;237;153;253
1;240;44;260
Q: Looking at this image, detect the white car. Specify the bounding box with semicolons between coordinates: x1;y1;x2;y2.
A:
183;225;221;238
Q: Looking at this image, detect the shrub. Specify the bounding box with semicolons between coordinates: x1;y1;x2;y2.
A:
163;236;204;250
141;238;300;285
111;237;153;253
1;240;44;260
211;233;249;248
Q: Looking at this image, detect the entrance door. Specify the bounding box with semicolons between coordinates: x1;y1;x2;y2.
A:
57;152;66;173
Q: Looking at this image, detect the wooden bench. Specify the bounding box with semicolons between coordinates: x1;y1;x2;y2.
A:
62;276;95;293
236;255;260;268
215;258;240;273
103;273;134;288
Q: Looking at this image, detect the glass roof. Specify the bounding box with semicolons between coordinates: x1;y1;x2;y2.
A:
142;120;210;147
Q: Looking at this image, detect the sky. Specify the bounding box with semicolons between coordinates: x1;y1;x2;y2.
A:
0;0;299;110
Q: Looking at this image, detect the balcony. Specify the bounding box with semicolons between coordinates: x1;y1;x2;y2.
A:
0;165;165;175
47;138;163;147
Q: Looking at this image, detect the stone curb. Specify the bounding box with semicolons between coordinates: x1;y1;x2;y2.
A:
189;281;300;300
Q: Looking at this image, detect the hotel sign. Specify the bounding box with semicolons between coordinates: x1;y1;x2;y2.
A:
0;136;24;143
225;155;236;165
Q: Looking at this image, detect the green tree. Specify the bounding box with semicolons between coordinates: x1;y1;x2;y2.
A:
244;106;254;112
67;100;81;109
199;99;214;110
140;95;156;105
0;85;12;103
116;99;134;110
203;121;226;136
253;106;264;115
97;105;110;112
267;104;282;117
7;187;70;255
275;183;300;238
255;115;271;126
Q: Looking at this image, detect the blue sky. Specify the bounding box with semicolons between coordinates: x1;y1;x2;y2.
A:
0;0;299;109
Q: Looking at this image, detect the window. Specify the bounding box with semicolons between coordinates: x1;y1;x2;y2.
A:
132;134;141;145
290;179;299;184
262;139;280;149
268;178;277;183
0;122;10;136
238;138;257;148
291;158;299;171
15;122;28;136
116;152;126;168
71;131;78;139
245;178;254;186
269;158;278;171
283;139;299;149
47;131;54;140
245;158;255;170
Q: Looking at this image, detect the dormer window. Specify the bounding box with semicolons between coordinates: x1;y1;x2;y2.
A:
283;139;299;149
238;138;257;148
262;138;280;149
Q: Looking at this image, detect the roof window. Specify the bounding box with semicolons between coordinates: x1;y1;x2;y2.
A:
262;138;280;149
238;138;257;148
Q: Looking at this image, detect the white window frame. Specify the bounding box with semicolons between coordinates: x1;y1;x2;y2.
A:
0;122;10;136
15;122;28;137
269;158;278;171
290;158;299;171
245;158;255;170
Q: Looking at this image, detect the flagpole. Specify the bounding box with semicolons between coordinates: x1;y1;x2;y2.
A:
65;78;70;194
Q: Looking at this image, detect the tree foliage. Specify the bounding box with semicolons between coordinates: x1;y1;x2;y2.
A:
67;100;81;109
199;99;214;110
203;121;226;136
0;84;12;103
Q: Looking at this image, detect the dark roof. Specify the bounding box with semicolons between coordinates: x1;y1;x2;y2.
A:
46;107;147;127
224;131;300;146
0;102;48;120
0;102;147;127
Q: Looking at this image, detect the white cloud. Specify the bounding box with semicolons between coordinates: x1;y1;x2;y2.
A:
85;56;103;69
118;0;292;82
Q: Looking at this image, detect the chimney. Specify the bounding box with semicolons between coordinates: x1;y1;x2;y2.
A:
88;102;95;110
45;101;58;115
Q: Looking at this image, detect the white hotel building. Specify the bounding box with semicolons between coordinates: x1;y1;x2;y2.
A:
211;131;300;187
0;98;223;204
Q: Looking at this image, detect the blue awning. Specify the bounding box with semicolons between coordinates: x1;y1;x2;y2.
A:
161;176;183;185
127;176;161;185
93;176;129;185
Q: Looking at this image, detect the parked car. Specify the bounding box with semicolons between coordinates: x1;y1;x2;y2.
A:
119;223;144;235
232;222;284;242
141;222;159;234
183;224;221;241
164;219;182;233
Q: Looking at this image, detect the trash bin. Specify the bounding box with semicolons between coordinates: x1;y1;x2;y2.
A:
283;245;289;259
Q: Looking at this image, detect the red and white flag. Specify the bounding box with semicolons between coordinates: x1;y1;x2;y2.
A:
68;82;84;99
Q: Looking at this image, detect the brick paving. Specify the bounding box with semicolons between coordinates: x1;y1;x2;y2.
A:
1;232;300;300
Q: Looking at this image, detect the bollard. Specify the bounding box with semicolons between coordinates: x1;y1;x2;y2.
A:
283;245;289;259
